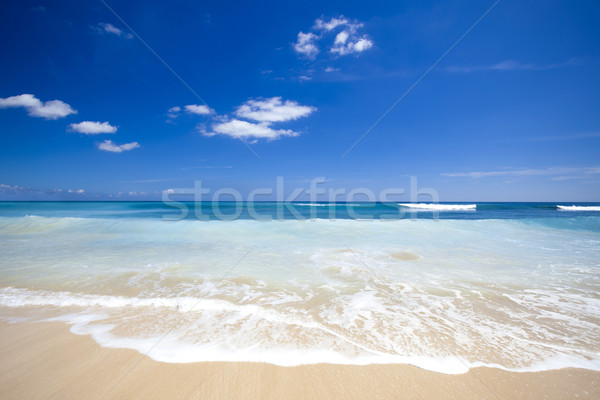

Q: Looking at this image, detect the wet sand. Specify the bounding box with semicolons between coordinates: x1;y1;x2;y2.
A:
0;320;598;400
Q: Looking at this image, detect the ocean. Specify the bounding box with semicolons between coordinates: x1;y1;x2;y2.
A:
0;201;599;374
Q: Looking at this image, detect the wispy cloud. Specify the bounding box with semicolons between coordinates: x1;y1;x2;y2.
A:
313;16;349;32
0;183;165;200
0;94;77;120
69;121;117;134
93;22;133;39
166;106;181;121
442;166;600;180
0;183;85;198
97;140;140;153
0;183;27;192
130;178;177;183
446;59;580;73
181;166;233;171
443;168;558;178
525;132;600;142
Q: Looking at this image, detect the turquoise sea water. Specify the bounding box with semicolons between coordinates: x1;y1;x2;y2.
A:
0;201;599;373
1;201;599;221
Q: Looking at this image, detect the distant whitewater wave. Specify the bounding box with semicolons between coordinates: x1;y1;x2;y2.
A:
398;203;477;211
294;203;351;207
557;205;600;211
293;203;363;207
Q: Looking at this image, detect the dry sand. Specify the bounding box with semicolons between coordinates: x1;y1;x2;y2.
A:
0;320;598;400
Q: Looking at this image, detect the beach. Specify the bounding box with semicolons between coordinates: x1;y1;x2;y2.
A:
2;319;599;400
1;202;599;398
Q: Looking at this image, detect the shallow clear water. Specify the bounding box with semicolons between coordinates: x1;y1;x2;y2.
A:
0;202;599;373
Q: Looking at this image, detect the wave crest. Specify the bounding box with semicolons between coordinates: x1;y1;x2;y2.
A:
557;205;600;211
398;203;477;211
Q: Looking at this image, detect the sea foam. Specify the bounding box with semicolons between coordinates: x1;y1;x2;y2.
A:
1;210;599;374
398;203;477;211
557;205;600;211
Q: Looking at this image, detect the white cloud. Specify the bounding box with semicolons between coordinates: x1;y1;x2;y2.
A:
334;31;349;45
68;189;85;194
97;140;140;153
195;97;316;142
314;17;350;32
0;94;77;119
293;16;373;59
28;100;76;119
324;66;340;72
235;97;316;123
185;104;213;115
293;32;319;59
167;105;213;120
353;39;373;52
331;34;373;55
205;119;298;141
95;23;133;39
69;121;117;135
0;94;40;108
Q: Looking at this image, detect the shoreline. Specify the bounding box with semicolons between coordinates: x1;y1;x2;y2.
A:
1;320;598;399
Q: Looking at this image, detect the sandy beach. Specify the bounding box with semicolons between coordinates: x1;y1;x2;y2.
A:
0;320;598;400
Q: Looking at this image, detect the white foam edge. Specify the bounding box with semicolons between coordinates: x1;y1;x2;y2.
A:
19;313;600;374
1;301;599;374
398;203;477;211
557;205;600;211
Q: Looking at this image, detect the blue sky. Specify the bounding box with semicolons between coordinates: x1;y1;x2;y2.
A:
0;0;599;201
